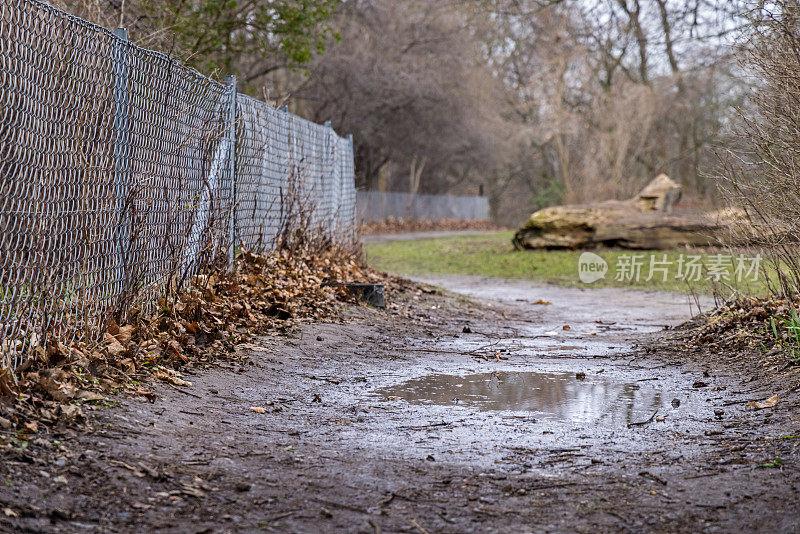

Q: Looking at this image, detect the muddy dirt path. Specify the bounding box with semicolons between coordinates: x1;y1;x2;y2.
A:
1;277;799;533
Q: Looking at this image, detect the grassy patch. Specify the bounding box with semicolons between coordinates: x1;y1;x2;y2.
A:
364;231;769;295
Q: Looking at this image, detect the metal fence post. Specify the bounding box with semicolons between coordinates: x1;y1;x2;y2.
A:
113;28;131;304
347;134;355;237
323;121;332;230
225;75;237;267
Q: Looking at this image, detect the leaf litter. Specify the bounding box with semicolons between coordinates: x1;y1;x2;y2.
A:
0;243;389;437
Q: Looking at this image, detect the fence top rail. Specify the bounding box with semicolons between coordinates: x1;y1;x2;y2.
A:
16;0;223;93
236;88;348;142
7;0;356;147
19;0;353;142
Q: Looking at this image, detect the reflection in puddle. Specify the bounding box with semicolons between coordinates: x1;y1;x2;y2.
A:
375;371;667;424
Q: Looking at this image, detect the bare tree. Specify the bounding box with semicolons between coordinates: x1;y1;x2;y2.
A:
719;0;800;296
473;0;747;225
57;0;751;228
297;0;510;193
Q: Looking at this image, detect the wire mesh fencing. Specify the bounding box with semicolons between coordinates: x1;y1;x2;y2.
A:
0;0;357;371
356;191;489;223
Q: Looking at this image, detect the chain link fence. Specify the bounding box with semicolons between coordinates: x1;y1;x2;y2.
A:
0;0;357;371
357;191;489;223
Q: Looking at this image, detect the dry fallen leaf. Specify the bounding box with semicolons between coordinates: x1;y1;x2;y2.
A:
251;406;267;414
152;368;192;387
59;404;83;421
746;394;779;410
104;332;126;358
39;375;76;403
22;421;38;433
76;390;105;402
0;370;18;397
116;325;135;344
133;388;157;402
118;358;136;374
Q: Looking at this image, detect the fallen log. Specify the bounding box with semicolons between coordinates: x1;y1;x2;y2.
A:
513;174;737;250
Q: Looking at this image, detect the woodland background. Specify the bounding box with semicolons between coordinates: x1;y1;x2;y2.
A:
64;0;750;226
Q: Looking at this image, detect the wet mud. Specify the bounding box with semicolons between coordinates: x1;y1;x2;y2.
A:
374;370;671;425
1;276;799;533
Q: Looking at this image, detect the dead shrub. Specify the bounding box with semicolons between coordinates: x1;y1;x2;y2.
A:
718;1;800;298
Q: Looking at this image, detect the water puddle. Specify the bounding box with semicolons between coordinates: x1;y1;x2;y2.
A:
375;371;670;425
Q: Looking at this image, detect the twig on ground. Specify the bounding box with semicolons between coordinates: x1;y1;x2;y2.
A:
411;518;431;534
266;511;296;522
166;383;203;399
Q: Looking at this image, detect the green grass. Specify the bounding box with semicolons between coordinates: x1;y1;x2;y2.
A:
768;308;800;361
364;231;769;295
